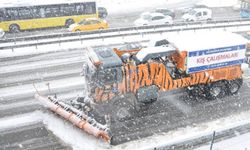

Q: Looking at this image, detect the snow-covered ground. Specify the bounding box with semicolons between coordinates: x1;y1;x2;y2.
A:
0;0;249;149
196;132;250;150
2;101;250;150
97;0;239;14
198;0;238;7
0;0;239;15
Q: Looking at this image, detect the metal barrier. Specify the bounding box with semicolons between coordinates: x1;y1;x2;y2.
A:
0;18;250;50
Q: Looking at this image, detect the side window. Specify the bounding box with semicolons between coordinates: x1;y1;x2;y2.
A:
90;20;100;24
45;6;60;17
18;8;32;19
152;16;164;21
61;4;75;16
40;8;45;18
203;11;207;16
84;20;91;25
30;7;42;18
0;10;4;21
76;4;85;15
6;9;19;20
85;2;96;14
196;12;201;17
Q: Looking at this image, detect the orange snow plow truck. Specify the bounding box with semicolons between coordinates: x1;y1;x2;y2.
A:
35;32;248;144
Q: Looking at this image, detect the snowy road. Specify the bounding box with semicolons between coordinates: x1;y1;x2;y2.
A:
0;0;249;148
1;40;250;149
0;122;71;150
3;7;239;39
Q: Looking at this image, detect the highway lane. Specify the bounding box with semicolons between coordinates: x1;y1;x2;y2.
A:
0;122;71;150
2;7;240;39
0;79;249;148
0;33;250;148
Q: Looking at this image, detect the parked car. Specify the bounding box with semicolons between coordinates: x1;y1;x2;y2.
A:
155;8;175;19
182;8;212;22
68;18;109;32
98;7;108;18
0;28;4;38
134;12;173;26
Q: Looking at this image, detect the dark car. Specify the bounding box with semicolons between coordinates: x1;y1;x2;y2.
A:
98;7;108;18
155;8;175;19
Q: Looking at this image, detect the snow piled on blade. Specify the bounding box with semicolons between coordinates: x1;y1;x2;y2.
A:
42;111;110;150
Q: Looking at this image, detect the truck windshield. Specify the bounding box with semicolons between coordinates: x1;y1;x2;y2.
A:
96;68;117;84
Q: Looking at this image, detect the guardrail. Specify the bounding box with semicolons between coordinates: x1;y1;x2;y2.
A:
153;121;250;150
1;18;250;50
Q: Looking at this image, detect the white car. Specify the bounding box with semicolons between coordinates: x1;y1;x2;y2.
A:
182;8;212;22
134;12;173;26
0;28;4;38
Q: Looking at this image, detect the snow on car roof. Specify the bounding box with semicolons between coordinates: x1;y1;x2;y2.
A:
149;13;165;17
167;31;248;52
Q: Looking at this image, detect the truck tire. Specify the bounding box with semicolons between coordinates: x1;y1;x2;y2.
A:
186;84;207;100
205;81;226;100
227;78;242;95
9;24;20;33
136;85;159;104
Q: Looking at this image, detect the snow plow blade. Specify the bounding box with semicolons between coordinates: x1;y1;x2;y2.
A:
35;94;111;143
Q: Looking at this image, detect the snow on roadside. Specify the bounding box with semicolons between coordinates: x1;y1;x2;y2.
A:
3;105;250;150
196;132;250;150
0;76;85;99
96;0;186;14
0;111;42;130
114;110;250;150
197;0;238;7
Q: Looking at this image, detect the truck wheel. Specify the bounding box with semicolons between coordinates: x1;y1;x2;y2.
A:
205;81;226;100
186;85;205;99
227;78;242;95
9;24;20;33
136;85;159;104
65;19;74;28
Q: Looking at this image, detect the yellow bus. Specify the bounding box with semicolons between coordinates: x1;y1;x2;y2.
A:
0;0;98;32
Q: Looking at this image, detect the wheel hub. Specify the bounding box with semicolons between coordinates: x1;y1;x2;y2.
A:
230;83;239;93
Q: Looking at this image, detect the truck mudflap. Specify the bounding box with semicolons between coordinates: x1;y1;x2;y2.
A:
34;94;111;143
